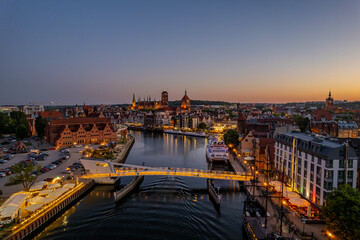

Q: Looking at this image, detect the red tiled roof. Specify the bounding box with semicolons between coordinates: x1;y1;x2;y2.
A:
50;117;111;125
39;111;63;118
238;113;246;121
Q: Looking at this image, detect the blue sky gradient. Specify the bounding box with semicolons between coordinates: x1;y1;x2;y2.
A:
1;0;359;105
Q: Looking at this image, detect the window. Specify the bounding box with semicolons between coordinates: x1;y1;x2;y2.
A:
326;160;333;168
339;160;345;168
325;170;333;180
338;170;345;180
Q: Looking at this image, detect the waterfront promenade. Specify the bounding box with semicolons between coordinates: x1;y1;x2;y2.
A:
3;180;94;240
234;153;327;240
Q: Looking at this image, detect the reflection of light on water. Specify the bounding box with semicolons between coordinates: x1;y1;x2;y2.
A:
175;138;177;155
205;138;207;148
194;139;196;149
62;216;68;226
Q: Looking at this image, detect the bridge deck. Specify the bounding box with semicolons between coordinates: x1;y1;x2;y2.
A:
82;166;253;181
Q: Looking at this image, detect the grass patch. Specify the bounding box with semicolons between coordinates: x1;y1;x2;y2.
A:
5;179;21;186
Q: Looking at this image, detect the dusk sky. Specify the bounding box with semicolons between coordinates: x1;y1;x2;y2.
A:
1;0;359;105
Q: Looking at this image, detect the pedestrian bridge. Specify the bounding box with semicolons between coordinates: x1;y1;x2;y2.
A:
80;161;253;181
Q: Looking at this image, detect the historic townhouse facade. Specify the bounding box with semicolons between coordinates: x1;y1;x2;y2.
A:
274;131;358;206
46;117;117;147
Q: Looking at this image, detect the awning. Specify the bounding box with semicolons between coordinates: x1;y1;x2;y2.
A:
29;181;48;191
38;189;54;196
288;197;311;207
46;188;69;199
48;183;61;189
23;203;44;212
284;187;299;199
28;196;54;205
269;180;282;187
62;183;75;189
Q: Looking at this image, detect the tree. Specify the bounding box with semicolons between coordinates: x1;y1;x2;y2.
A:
35;115;46;138
0;113;10;134
223;129;240;148
8;162;42;191
294;115;310;133
198;122;207;130
322;184;360;240
16;124;28;139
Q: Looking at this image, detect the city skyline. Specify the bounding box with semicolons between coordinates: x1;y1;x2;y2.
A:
1;0;360;105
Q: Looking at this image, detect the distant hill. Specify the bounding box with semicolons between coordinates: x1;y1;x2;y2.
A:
169;100;233;107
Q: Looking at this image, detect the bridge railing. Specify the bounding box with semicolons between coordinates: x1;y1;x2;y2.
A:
114;167;251;176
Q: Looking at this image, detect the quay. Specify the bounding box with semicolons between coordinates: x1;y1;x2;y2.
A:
92;135;135;184
113;135;135;164
4;180;95;240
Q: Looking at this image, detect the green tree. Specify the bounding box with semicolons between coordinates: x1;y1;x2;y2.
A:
0;113;10;134
294;115;310;133
322;184;360;240
8;162;42;191
35;115;46;138
223;129;240;148
198;122;207;130
16;124;28;139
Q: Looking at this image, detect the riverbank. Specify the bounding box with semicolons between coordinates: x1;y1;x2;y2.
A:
113;135;135;164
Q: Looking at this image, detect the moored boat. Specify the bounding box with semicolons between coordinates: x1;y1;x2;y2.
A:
206;137;229;164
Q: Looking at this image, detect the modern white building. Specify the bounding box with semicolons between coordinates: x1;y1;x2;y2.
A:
23;105;44;115
0;106;19;115
274;131;358;206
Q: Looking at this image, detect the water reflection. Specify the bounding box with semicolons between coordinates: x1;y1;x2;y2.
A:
36;131;246;240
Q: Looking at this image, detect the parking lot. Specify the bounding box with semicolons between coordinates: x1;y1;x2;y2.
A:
0;147;84;197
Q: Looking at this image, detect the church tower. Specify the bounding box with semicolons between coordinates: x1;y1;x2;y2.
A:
181;89;191;109
325;91;334;110
161;90;168;106
132;93;136;109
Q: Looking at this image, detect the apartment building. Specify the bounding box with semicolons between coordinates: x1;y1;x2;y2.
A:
274;131;358;206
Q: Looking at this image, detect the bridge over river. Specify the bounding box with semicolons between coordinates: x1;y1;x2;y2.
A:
81;161;253;182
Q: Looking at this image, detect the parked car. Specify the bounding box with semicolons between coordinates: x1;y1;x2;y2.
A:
52;160;62;166
41;167;50;172
36;155;45;161
62;169;72;174
72;163;83;169
1;168;12;175
0;171;6;177
66;166;76;171
0;160;8;164
3;154;14;160
48;164;57;170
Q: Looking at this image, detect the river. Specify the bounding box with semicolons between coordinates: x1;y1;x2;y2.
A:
35;131;247;240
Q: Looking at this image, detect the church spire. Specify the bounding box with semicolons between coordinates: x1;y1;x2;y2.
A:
185;89;187;96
